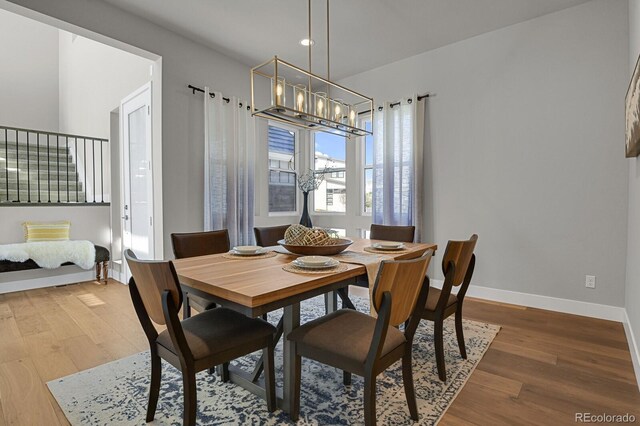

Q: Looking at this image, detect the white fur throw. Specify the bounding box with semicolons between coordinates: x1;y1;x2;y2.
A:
0;240;96;270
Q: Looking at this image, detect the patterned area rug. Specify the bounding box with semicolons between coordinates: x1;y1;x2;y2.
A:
48;295;499;425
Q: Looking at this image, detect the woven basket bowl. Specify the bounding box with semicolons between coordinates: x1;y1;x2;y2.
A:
277;238;353;255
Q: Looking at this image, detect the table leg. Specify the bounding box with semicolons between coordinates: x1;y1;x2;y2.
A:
282;302;300;415
325;291;338;315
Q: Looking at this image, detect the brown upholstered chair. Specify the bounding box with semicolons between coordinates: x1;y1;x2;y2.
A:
254;224;290;247
171;230;230;319
124;250;276;426
288;251;434;426
417;234;477;382
369;224;416;243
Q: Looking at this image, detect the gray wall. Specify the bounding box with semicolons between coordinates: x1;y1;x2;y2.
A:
4;0;252;259
627;0;640;357
0;8;59;130
341;0;629;307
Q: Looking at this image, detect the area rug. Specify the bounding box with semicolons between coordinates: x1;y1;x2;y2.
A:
48;295;499;425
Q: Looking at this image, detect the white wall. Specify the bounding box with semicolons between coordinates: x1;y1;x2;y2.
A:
341;0;629;307
0;205;110;246
626;0;640;368
3;0;252;259
0;8;59;130
58;31;152;139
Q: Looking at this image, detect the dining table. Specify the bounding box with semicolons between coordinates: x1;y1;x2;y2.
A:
172;237;437;415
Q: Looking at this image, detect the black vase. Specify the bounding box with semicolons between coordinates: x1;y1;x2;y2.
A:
300;191;312;228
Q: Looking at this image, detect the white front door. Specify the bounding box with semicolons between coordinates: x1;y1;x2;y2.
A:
121;82;153;283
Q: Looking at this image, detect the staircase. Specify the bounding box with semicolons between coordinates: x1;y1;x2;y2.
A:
1;137;86;203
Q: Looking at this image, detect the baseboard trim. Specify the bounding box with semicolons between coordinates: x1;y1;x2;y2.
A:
623;311;640;391
429;279;625;322
108;268;125;284
0;270;96;294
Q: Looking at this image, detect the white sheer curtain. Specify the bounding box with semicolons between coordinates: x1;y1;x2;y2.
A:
372;95;424;240
203;87;255;246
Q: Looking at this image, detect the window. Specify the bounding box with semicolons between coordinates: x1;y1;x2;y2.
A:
268;125;297;213
363;119;373;214
313;132;346;213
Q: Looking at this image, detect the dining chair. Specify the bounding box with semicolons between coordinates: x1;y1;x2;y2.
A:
338;223;418;311
254;224;290;247
124;249;276;426
417;234;477;382
171;230;230;319
369;224;416;243
287;250;434;426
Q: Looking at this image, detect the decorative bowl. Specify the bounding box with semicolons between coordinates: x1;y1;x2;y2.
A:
234;245;262;254
277;238;353;256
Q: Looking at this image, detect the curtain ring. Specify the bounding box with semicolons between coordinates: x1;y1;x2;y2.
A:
377;106;383;111
210;93;215;99
239;102;243;108
224;98;230;104
407;98;412;104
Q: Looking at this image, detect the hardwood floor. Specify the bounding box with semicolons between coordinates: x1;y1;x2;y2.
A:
0;280;638;425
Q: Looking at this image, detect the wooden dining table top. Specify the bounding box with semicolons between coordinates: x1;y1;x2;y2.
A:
172;237;437;311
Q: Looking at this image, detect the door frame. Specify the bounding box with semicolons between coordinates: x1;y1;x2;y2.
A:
120;82;155;274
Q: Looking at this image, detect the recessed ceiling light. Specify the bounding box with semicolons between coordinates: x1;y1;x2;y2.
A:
299;38;315;46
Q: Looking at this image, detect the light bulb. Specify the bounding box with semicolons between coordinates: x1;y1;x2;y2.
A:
297;92;304;111
349;110;356;126
276;83;283;97
317;99;324;114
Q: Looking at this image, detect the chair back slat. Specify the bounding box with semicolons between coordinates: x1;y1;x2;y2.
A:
171;230;230;259
125;249;182;325
370;224;415;243
372;251;433;326
254;225;290;247
442;234;478;286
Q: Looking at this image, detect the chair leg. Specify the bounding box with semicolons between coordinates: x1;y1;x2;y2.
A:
343;371;352;386
455;308;467;359
183;292;191;319
219;362;230;382
262;313;268;321
182;369;197;426
364;374;377;426
146;351;162;422
434;318;446;382
290;353;302;421
263;342;276;412
402;350;419;421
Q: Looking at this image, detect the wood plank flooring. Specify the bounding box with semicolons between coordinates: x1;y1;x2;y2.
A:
0;280;637;425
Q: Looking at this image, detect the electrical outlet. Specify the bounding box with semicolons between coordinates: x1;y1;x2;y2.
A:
585;275;596;289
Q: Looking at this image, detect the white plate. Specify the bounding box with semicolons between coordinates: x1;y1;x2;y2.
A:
230;249;265;256
372;243;405;251
297;256;333;266
233;245;262;254
293;258;339;269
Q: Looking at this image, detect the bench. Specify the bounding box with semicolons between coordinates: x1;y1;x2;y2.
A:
0;245;110;284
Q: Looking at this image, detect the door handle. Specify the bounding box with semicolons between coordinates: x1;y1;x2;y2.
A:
121;215;129;220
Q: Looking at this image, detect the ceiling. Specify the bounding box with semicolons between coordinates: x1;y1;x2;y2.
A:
101;0;591;80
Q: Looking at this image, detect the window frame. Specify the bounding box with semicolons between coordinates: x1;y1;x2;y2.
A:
311;130;347;216
267;122;300;217
360;115;373;216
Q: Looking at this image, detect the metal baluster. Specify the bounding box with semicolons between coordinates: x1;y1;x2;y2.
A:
37;133;41;202
83;138;87;204
26;131;30;203
74;138;78;202
57;135;60;203
4;128;8;202
15;130;19;202
100;140;104;203
92;139;96;203
47;134;51;202
66;137;70;203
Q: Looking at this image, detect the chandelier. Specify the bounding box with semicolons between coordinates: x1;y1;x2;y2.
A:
250;0;373;137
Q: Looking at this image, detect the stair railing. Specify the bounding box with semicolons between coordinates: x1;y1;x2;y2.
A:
0;125;109;205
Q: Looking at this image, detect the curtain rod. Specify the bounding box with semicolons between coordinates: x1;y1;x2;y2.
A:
357;93;431;116
189;83;429;115
188;84;231;103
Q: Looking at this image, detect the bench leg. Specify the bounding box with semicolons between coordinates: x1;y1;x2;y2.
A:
96;263;101;282
102;261;109;284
